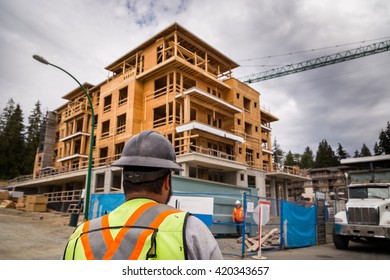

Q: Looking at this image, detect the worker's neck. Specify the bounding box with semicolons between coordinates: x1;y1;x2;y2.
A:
125;192;165;204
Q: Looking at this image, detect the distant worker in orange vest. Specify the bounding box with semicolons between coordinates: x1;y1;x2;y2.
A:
232;200;244;236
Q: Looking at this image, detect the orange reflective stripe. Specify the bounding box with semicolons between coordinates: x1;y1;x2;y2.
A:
102;201;157;260
101;214;113;245
129;209;181;260
80;221;94;260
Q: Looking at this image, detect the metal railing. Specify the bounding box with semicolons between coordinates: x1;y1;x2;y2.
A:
44;189;83;203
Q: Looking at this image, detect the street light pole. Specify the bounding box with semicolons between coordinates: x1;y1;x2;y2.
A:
33;55;94;221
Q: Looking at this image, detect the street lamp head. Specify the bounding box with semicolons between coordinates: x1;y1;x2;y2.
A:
33;55;50;65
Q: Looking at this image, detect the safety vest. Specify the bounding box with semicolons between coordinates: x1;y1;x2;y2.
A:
232;206;244;222
63;198;189;260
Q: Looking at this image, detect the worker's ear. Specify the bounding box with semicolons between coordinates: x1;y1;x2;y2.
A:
162;174;170;190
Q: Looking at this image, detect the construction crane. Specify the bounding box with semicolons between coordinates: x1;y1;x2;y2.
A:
238;39;390;84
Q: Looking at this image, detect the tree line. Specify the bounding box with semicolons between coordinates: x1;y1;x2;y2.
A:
0;99;44;180
273;121;390;169
0;97;389;179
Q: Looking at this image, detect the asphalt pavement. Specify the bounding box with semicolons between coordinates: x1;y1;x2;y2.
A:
223;240;390;260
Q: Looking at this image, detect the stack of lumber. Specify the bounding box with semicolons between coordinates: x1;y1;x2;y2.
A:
25;195;48;212
0;191;15;208
16;196;26;210
237;228;280;252
0;190;9;200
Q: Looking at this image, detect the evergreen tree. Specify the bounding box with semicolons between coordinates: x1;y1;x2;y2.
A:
284;150;295;166
0;99;16;178
300;146;314;169
336;143;349;161
24;101;44;174
0;99;15;135
293;153;301;165
272;137;284;169
359;143;372;157
353;150;359;158
374;142;381;155
314;139;339;167
0;104;25;179
378;121;390;154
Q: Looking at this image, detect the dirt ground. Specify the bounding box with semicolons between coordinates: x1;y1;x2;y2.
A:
0;207;243;260
0;207;75;260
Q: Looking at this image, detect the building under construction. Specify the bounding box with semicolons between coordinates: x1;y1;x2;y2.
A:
6;23;308;212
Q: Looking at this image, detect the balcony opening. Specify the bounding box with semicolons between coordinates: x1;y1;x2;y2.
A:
154;76;167;98
153;105;166;128
104;95;112;113
112;172;122;192
226;144;234;160
246;148;254;166
96;173;105;193
99;147;108;165
118;86;128;106
115;142;125;160
101;120;110;138
248;175;256;188
153;102;177;128
245;122;252;135
74;139;81;154
183;75;196;90
190;108;196;121
71;160;79;170
66;122;73;136
116;114;126;134
76;118;83;132
243;97;251;112
207;112;223;129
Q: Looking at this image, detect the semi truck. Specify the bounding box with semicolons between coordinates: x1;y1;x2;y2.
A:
333;155;390;249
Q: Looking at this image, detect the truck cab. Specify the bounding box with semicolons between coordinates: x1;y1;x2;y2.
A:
333;155;390;249
333;183;390;249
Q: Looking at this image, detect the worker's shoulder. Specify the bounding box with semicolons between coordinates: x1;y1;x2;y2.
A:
186;215;210;231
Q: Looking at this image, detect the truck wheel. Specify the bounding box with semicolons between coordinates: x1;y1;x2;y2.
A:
333;232;349;249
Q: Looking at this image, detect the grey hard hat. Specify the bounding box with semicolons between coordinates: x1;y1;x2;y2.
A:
112;130;183;171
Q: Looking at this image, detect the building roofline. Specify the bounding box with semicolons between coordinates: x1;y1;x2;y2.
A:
104;22;239;72
61;82;95;100
341;154;390;165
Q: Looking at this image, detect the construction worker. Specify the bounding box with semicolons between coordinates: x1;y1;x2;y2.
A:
63;130;223;260
232;200;244;236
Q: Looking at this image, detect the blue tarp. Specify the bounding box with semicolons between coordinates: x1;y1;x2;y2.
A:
89;193;125;220
281;201;316;248
89;193;213;226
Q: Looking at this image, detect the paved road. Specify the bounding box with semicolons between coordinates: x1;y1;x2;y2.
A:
248;241;390;260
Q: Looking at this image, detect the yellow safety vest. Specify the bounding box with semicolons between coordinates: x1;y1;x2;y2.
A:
63;198;189;260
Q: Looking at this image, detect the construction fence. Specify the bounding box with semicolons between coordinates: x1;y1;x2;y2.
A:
89;187;327;259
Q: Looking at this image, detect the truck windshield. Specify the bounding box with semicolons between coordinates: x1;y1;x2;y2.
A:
349;186;390;199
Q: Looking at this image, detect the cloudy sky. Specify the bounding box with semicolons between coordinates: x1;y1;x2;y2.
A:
0;0;389;157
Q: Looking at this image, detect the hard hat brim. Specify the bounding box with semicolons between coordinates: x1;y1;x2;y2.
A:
112;156;183;171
